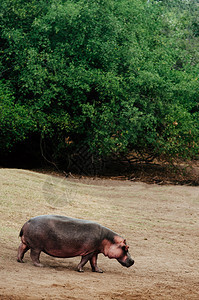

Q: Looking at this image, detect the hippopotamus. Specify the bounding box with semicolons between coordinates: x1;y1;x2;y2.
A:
17;215;134;272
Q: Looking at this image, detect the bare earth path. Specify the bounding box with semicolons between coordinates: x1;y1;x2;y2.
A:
0;169;199;299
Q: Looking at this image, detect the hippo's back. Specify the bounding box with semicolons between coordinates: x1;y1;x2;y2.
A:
27;215;101;233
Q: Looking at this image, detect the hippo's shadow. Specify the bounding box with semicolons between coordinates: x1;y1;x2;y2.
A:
49;263;92;273
40;255;87;272
23;253;126;274
50;265;74;272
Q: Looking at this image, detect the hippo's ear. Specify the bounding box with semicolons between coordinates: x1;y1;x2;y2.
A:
120;239;129;251
120;239;126;246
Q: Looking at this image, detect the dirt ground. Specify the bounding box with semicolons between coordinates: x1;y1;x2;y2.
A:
0;168;199;299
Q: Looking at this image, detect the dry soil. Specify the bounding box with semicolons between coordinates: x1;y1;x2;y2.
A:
0;168;199;299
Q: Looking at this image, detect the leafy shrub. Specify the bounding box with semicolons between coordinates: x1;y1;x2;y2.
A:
0;0;198;165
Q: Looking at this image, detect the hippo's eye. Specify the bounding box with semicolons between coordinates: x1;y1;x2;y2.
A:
122;246;127;252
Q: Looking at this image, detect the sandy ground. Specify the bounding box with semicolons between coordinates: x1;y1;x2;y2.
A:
0;168;199;299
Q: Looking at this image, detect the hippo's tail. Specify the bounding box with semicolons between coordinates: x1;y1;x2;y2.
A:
19;228;23;238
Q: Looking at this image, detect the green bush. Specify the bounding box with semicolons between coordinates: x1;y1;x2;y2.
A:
0;81;34;152
0;0;198;164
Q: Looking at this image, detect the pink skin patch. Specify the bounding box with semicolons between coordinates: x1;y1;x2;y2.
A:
101;236;129;263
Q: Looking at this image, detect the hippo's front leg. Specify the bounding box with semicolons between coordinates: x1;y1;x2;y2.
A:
77;253;93;272
90;253;103;273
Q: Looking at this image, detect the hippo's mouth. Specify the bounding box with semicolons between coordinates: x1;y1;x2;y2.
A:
117;258;134;268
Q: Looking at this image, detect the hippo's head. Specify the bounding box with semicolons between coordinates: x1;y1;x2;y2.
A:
116;239;134;268
103;236;134;268
117;249;134;268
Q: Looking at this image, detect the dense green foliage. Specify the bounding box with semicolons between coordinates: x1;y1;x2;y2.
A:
0;0;198;166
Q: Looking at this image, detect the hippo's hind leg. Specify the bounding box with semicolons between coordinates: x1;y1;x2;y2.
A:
30;249;43;267
90;253;103;273
77;253;93;272
17;242;29;263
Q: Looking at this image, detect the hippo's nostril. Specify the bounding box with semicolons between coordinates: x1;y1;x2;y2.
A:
126;259;134;267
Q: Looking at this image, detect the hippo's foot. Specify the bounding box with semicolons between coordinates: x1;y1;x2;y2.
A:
33;262;44;267
92;267;103;273
77;267;84;273
17;258;25;263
